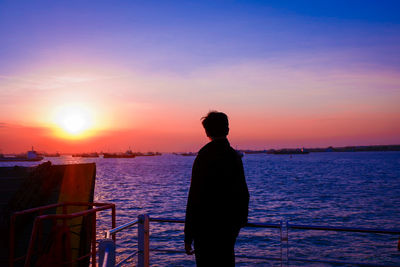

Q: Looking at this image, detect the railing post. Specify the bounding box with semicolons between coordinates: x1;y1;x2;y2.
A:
91;212;97;267
138;214;150;267
280;221;289;267
9;215;16;267
99;239;116;267
111;205;116;242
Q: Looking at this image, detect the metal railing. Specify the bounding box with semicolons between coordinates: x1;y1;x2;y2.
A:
99;215;400;267
10;202;116;267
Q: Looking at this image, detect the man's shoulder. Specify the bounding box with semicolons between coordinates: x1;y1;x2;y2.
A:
197;140;241;158
197;142;213;156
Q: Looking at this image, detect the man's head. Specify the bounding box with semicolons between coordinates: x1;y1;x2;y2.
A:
201;111;229;139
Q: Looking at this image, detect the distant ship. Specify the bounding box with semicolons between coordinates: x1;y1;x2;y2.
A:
0;147;44;162
134;152;162;157
72;152;99;158
43;152;60;157
268;148;309;155
173;152;197;156
242;150;267;154
103;150;136;158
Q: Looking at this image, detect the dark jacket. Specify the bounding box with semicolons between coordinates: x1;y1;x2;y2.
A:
184;138;249;244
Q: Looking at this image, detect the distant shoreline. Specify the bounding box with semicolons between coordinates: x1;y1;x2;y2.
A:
3;144;400;156
240;144;400;154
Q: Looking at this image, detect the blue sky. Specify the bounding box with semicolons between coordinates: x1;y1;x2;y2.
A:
1;0;399;74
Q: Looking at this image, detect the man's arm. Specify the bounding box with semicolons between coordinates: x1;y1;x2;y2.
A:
237;156;249;227
184;155;202;252
184;182;195;245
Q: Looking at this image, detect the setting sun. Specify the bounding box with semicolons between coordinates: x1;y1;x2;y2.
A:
53;104;94;138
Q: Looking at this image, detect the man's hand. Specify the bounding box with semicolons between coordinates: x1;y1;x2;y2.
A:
185;242;194;255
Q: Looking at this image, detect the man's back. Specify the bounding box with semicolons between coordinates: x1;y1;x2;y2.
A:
185;138;249;241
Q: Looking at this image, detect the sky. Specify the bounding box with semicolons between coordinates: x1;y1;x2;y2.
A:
0;0;400;153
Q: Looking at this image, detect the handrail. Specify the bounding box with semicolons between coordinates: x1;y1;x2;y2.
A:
11;202;112;218
99;215;400;267
289;223;400;234
149;217;282;229
33;204;115;221
246;222;281;228
12;202;63;216
10;202;115;267
287;257;397;267
150;217;184;223
105;219;139;238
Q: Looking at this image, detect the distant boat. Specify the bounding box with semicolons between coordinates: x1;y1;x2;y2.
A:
0;147;44;162
176;152;197;156
133;152;162;157
43;152;61;157
72;152;99;158
269;148;309;155
242;150;267;154
103;150;136;158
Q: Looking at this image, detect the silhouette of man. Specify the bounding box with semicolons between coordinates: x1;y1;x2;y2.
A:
184;111;249;266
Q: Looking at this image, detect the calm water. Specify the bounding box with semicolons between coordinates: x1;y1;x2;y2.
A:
2;152;400;266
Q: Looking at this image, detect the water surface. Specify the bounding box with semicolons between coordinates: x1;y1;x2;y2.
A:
2;152;400;266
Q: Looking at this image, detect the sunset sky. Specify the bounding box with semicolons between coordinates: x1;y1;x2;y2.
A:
1;1;399;153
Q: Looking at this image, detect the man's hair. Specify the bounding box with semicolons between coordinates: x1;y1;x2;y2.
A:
201;111;229;138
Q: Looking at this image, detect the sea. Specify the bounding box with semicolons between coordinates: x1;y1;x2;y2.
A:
2;151;400;266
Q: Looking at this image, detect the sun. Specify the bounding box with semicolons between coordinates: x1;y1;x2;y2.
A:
53;104;94;138
61;111;89;134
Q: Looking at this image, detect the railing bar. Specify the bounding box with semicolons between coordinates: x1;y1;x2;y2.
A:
59;252;92;265
12;202;63;215
151;248;186;253
246;222;281;228
115;250;138;267
149;217;281;228
36;205;114;220
150;248;281;261
149;249;282;261
136;218;400;233
236;254;282;261
289;224;400;234
150;217;184;223
289;257;398;266
74;253;91;261
107;219;139;237
13;202;113;216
